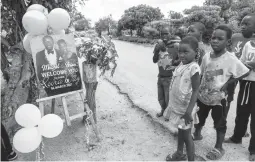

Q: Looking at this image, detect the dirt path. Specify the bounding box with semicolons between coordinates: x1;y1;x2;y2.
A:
17;80;181;161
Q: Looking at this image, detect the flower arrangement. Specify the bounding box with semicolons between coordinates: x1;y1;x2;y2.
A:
75;33;118;77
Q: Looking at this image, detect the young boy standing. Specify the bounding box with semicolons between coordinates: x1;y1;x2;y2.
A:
226;33;250;107
153;28;177;117
187;22;207;65
225;14;255;161
193;25;250;160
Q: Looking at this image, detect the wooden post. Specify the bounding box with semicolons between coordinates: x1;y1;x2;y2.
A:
51;99;55;114
61;96;71;126
39;102;44;117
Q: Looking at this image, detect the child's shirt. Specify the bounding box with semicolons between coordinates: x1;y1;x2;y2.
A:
168;62;200;115
231;33;249;59
198;51;249;106
153;43;175;78
240;41;255;81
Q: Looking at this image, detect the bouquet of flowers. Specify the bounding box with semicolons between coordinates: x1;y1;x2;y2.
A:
75;34;118;77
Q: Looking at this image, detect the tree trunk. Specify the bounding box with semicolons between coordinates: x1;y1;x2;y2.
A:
1;44;36;137
130;30;133;36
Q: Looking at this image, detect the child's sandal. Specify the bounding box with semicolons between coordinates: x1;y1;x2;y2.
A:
166;152;187;161
192;133;203;141
206;148;225;160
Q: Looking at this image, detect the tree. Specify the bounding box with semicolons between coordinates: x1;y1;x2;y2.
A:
168;10;183;19
204;0;233;23
1;0;87;135
119;4;164;36
183;5;224;43
95;15;115;36
73;12;91;31
143;20;170;39
230;0;255;24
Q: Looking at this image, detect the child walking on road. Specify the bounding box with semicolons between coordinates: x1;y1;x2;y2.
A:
225;14;255;161
165;36;200;161
193;25;250;160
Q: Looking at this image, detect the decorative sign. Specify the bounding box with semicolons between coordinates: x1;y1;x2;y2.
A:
31;34;82;97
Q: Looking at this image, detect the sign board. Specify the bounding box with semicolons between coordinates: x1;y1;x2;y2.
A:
31;34;82;97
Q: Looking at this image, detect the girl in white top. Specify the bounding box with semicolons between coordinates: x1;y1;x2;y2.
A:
165;36;200;161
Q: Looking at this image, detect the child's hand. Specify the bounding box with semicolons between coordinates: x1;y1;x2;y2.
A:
181;112;193;126
246;61;255;69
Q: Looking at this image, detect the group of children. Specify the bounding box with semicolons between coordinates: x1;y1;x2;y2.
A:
153;14;255;161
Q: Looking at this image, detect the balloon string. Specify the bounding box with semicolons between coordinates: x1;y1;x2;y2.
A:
36;141;45;161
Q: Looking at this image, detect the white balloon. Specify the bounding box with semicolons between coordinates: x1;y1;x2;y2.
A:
38;114;63;138
22;10;48;35
15;104;41;128
22;33;34;54
27;4;48;15
48;8;71;30
13;127;42;153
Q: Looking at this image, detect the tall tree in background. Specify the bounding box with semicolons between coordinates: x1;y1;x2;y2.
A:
168;10;183;19
73;12;91;31
1;0;87;135
95;15;115;36
204;0;232;23
119;4;164;36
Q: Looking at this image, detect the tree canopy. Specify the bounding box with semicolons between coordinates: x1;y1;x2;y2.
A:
95;15;116;35
168;11;183;19
118;4;164;36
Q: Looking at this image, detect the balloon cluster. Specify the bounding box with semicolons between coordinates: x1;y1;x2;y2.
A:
13;104;63;153
22;4;70;54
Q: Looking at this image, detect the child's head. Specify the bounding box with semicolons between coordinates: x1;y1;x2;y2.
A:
161;28;170;43
178;36;199;64
211;25;232;53
188;22;205;42
241;13;255;38
158;40;167;52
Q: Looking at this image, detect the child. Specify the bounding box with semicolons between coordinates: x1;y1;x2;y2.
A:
165;36;200;161
153;28;176;117
166;35;181;67
187;22;207;65
226;33;251;108
193;25;250;160
225;13;255;161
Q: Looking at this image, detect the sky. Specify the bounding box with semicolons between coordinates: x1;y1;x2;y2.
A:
78;0;205;25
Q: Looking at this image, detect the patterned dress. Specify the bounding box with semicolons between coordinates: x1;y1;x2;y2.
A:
164;62;200;133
